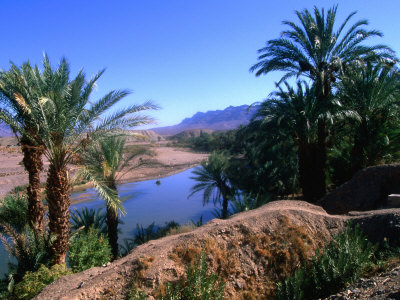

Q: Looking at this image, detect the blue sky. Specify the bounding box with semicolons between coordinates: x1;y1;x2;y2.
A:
1;0;399;128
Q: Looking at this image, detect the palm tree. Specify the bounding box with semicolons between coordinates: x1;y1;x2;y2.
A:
250;5;395;200
26;55;157;264
337;62;400;174
189;152;234;219
78;136;154;259
0;62;46;232
255;81;348;201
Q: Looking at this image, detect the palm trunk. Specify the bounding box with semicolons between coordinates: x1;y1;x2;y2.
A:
106;182;119;260
47;163;70;265
350;120;367;175
21;136;44;232
220;185;231;219
106;205;119;259
315;119;327;199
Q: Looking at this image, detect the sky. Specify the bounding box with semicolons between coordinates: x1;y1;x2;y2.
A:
1;0;400;129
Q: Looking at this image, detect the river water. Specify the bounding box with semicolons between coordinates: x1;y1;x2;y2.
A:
0;167;216;277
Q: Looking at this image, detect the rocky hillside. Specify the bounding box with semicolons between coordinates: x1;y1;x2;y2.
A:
170;128;214;140
152;105;258;136
36;201;400;299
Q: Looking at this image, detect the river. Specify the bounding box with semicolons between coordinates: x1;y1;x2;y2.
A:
0;167;216;277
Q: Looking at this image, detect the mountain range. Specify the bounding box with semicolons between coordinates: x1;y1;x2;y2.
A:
0;105;259;137
152;105;258;135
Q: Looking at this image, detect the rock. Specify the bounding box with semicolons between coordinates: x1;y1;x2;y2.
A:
319;164;400;214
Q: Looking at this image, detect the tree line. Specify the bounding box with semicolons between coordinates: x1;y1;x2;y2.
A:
190;5;400;219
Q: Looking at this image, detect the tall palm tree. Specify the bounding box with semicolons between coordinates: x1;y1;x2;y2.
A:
79;136;153;259
250;5;394;200
0;62;46;232
189;152;234;219
337;62;400;174
255;81;348;202
27;55;157;264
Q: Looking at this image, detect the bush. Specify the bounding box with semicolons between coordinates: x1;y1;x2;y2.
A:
70;207;107;234
0;193;28;233
68;227;111;272
13;264;72;299
0;194;54;283
162;252;225;300
276;226;376;300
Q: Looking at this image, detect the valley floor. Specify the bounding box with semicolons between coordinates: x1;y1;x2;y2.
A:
0;137;208;200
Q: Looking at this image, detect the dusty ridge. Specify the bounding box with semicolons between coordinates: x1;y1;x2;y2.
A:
36;201;348;299
36;201;400;299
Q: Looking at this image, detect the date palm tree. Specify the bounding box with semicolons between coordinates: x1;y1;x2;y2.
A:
0;62;46;232
189;152;234;219
337;62;400;174
28;55;157;264
250;5;395;200
79;136;154;259
255;81;350;201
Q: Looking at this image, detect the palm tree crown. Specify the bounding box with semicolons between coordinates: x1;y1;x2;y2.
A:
26;55;157;264
250;5;394;91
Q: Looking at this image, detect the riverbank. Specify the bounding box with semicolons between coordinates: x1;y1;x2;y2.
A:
0;142;208;201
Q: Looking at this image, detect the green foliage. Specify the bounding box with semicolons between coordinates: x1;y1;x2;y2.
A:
276;226;376;300
70;207;107;234
230;193;268;214
0;194;54;283
189;152;234;219
171;130;240;153
162;252;225;300
68;227;111;272
0;193;28;233
120;221;180;256
13;264;72;300
127;289;148;300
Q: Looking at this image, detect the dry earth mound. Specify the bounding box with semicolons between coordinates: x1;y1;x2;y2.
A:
36;201;400;299
319;164;400;214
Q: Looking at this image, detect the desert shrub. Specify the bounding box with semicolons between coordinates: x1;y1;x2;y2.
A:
127;289;148;300
161;252;225;300
13;264;72;299
68;227;111;272
276;226;376;300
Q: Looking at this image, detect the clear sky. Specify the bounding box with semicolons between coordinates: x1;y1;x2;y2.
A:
1;0;399;128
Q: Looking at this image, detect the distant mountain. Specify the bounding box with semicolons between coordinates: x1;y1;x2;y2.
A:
0;122;12;137
152;105;258;135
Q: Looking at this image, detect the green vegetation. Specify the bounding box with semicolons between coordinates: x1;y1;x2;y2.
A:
70;207;107;234
129;252;224;300
68;227;112;272
0;3;400;299
13;264;72;300
189;152;234;219
161;252;225;300
78;135;154;259
276;226;377;300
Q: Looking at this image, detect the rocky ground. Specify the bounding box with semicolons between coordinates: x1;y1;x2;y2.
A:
325;266;400;300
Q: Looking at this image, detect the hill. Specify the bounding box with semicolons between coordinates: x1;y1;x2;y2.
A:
152;105;258;136
36;200;400;299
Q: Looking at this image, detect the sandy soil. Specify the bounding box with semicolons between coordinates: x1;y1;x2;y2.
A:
0;138;208;199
